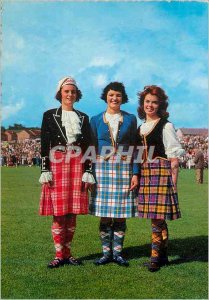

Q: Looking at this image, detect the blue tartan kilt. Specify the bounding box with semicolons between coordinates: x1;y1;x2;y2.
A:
89;155;138;218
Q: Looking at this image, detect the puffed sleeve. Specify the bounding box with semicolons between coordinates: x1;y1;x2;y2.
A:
163;122;185;158
41;112;51;172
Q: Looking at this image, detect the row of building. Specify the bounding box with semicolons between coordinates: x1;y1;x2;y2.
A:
1;129;41;142
176;128;208;139
1;128;207;142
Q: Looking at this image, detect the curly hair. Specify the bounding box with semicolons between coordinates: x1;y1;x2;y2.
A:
137;85;169;120
56;86;82;103
101;82;128;104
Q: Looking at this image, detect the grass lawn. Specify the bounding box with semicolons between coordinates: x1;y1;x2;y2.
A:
1;167;208;299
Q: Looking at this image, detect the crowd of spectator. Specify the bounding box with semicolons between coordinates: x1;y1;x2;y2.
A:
1;134;208;168
178;135;208;169
1;139;41;167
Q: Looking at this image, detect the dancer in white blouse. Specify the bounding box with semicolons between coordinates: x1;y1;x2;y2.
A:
137;85;185;272
90;82;139;267
39;77;93;268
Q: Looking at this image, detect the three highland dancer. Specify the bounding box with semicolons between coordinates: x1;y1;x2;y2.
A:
39;77;184;272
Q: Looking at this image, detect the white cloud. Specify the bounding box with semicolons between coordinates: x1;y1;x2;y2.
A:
190;76;208;90
93;74;108;88
3;30;26;67
2;2;207;128
89;56;116;68
2;99;25;121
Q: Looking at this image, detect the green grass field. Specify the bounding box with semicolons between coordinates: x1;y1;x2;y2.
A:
1;167;208;299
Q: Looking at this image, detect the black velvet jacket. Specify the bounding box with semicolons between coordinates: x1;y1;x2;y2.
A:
41;107;91;172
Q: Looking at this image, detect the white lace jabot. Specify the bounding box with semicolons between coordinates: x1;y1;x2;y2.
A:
105;112;121;141
61;110;81;144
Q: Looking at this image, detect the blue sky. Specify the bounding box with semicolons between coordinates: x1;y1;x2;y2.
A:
2;0;208;129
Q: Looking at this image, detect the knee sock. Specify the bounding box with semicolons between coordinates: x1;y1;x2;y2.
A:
99;221;113;257
151;220;165;263
113;221;126;258
161;221;169;261
51;216;66;259
63;214;77;259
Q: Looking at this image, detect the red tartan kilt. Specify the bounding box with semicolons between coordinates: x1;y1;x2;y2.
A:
39;150;88;216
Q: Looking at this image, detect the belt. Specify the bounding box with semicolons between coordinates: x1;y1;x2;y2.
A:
96;154;130;161
52;144;80;153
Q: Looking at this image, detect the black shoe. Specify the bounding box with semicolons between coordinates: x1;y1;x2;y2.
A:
143;261;160;272
47;258;65;269
94;256;112;266
159;257;170;266
64;256;82;266
113;255;129;267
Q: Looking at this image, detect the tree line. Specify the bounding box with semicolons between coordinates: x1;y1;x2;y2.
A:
1;124;40;131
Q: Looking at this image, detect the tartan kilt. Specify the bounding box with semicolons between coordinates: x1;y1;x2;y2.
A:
39;150;88;216
138;158;181;220
89;155;138;218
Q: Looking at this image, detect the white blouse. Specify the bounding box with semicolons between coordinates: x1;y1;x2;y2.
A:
140;120;185;158
105;112;121;141
61;110;81;144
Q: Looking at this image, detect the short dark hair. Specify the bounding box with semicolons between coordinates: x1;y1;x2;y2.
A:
55;86;82;103
101;82;128;104
137;85;169;120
